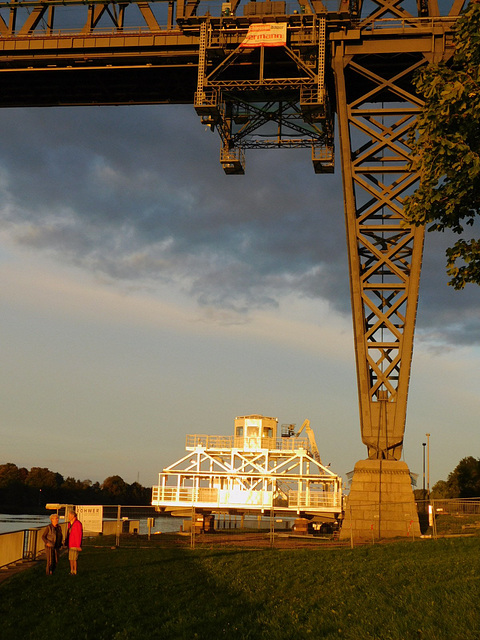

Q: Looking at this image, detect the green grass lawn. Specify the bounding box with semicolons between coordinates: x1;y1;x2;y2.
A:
1;537;479;640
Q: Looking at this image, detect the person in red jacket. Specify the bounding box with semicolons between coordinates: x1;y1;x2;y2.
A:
65;510;83;575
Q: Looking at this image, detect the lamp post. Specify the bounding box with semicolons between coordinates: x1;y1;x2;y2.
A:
425;433;432;531
426;433;430;497
422;442;426;508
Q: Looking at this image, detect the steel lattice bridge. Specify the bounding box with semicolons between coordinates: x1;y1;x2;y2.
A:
1;0;467;534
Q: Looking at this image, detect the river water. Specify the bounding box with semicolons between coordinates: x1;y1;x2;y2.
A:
0;514;181;536
0;513;291;536
0;514;51;535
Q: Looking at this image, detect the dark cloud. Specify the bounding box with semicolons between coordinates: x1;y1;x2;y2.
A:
415;225;480;346
0;105;478;342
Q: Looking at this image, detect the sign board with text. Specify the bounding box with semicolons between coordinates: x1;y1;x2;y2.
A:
77;505;103;533
240;23;287;48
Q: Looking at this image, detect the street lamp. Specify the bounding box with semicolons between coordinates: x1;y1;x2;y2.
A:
422;442;426;506
426;433;430;497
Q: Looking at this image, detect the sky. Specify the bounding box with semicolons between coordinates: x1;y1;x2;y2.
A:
1;104;479;491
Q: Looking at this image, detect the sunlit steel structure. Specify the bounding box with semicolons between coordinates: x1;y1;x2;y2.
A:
0;0;465;534
151;415;343;519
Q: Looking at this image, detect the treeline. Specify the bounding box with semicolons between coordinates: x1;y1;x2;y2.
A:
0;463;152;511
429;456;480;499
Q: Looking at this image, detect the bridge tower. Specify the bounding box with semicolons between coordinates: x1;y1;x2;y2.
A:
330;0;460;540
0;0;465;538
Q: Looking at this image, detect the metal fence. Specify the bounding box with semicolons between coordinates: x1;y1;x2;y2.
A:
0;523;68;569
75;505;303;550
64;498;480;551
426;498;480;537
340;497;480;545
2;499;479;568
185;434;309;451
79;505;177;547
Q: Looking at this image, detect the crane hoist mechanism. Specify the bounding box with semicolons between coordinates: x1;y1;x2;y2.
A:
281;419;323;466
152;414;343;534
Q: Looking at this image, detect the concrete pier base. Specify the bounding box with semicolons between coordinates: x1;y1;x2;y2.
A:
340;459;421;542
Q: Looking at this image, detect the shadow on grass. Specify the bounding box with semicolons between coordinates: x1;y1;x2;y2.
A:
1;538;480;640
417;511;430;534
0;545;265;640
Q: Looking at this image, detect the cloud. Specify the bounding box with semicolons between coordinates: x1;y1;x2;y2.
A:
416;228;480;346
0;105;478;344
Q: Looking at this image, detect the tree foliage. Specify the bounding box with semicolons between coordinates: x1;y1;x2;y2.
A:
0;462;28;487
25;467;63;490
429;479;450;499
446;455;480;498
0;462;151;509
404;1;480;288
431;456;480;499
101;475;129;502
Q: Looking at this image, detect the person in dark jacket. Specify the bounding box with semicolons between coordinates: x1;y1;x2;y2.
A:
42;513;63;575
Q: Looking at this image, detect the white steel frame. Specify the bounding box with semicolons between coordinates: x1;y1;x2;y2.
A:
152;434;343;518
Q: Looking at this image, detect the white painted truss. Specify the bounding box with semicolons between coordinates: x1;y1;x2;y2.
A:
152;415;343;518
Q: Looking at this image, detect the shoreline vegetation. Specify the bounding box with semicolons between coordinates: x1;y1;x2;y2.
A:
0;534;479;639
0;463;152;509
2;456;480;511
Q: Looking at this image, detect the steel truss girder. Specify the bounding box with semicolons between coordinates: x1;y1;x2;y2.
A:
205;44;317;87
226;98;327;146
153;443;342;515
0;0;172;35
163;446;336;477
334;47;423;462
333;20;456;460
351;0;466;26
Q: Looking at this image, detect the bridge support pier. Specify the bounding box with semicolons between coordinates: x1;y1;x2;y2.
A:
340;459;421;542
